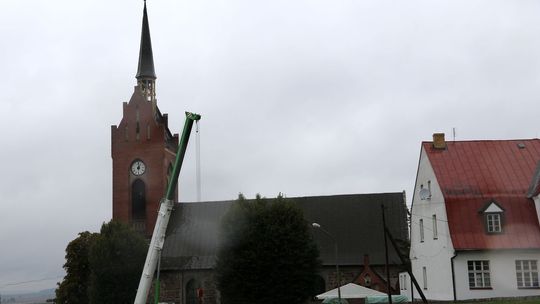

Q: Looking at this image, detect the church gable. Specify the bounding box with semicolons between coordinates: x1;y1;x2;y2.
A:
112;86;177;148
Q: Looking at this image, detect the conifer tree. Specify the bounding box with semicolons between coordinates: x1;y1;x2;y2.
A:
216;194;321;304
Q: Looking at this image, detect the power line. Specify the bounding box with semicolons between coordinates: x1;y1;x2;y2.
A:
1;276;63;287
411;212;449;223
410;219;451;239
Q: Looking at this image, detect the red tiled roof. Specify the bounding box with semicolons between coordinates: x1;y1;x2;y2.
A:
423;139;540;250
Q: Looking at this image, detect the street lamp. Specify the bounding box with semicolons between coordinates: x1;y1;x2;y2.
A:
312;222;342;303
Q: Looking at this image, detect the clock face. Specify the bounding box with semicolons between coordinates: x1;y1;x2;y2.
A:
131;160;146;176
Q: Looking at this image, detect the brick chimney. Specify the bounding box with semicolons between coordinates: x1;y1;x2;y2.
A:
433;133;446;149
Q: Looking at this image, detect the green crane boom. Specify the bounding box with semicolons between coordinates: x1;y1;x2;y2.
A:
134;111;201;304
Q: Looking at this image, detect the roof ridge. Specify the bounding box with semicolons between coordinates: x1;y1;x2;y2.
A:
422;138;539;144
179;192;405;204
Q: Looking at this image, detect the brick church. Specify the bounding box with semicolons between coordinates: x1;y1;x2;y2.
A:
111;1;179;237
111;3;409;304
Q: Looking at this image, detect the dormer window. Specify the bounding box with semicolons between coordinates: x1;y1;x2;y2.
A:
486;213;502;233
479;200;504;234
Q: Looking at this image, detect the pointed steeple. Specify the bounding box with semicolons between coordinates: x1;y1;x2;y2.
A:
136;1;156;80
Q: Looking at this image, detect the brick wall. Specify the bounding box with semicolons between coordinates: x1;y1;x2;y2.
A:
111;86;178;236
156;270;217;304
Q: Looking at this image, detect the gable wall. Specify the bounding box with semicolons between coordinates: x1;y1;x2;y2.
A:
409;146;455;300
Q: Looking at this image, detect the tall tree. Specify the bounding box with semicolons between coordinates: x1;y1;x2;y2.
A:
56;231;97;304
216;194;321;304
88;221;148;304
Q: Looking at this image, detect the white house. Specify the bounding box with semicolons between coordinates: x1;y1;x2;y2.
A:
400;134;540;301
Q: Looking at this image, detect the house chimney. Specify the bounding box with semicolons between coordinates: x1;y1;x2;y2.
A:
433;133;446;149
363;254;370;266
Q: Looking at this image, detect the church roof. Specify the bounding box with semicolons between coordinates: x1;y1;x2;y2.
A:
161;192;408;270
136;1;156;80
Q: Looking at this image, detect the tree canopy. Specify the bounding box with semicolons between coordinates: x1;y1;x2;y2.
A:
56;221;147;304
88;220;148;304
215;194;321;304
56;231;97;304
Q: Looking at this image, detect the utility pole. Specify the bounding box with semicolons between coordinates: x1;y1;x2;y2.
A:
382;204;393;304
383;222;428;303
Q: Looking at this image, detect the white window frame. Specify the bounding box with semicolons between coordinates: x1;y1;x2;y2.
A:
432;214;438;240
404;275;407;290
486;213;502;233
468;260;491;289
423;267;427;290
516;260;539;288
419;219;424;243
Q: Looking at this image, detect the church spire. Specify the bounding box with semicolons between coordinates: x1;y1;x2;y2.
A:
136;0;156;103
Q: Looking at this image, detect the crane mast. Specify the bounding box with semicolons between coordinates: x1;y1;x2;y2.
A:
134;112;201;304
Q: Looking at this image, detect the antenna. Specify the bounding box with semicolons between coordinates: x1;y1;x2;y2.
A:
419;188;431;200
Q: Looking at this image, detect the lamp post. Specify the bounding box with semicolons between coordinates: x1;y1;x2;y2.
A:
312;222;342;303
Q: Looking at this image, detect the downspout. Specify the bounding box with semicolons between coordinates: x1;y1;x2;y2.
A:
451;252;458;302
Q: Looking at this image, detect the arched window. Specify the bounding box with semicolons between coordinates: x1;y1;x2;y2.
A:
132;179;146;220
185;279;199;304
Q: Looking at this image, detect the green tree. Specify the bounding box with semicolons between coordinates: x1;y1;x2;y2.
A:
56;221;148;304
216;194;321;304
88;221;147;304
56;231;98;304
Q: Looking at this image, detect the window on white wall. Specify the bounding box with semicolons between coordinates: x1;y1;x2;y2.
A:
419;219;424;243
516;260;539;288
423;267;427;290
468;260;491;289
399;274;408;290
432;214;438;240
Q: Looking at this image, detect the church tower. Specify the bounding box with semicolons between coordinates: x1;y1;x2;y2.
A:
111;1;178;236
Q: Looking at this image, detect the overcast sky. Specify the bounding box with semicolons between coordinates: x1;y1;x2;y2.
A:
2;0;540;294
